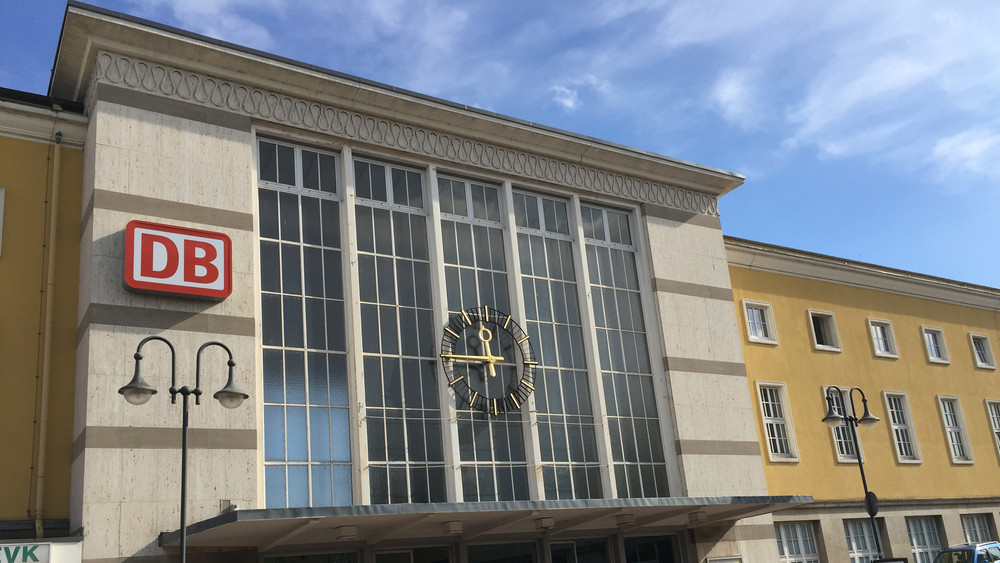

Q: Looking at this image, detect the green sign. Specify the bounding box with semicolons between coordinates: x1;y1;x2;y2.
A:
0;544;49;563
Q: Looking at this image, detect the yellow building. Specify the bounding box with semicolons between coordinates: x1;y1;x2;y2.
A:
0;89;85;549
730;237;1000;562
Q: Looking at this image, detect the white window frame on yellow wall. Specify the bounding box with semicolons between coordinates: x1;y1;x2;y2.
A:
808;310;840;352
938;396;973;464
867;318;898;358
922;326;950;364
823;385;862;463
985;400;1000;458
970;334;996;369
743;299;778;345
756;381;799;462
883;391;921;464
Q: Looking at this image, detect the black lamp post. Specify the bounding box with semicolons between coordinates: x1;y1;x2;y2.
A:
822;385;882;559
118;336;249;563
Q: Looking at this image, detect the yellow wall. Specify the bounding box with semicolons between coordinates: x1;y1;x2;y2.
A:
0;133;82;521
731;265;1000;502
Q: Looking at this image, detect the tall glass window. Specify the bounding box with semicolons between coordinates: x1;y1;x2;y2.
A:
515;192;601;500
355;159;446;504
440;175;528;501
582;205;666;498
259;140;351;507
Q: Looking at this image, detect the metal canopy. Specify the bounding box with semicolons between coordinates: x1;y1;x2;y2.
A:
164;495;811;554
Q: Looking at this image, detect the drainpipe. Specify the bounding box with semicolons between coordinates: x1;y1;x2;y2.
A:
34;130;62;538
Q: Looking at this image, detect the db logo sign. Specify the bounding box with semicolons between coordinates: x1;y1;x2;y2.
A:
124;220;232;300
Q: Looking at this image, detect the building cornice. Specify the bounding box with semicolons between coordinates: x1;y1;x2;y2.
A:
0;99;87;149
53;2;745;216
725;237;1000;311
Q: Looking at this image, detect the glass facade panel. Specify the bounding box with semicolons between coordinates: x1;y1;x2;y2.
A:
517;192;601;500
357;159;446;504
583;205;666;498
260;140;351;508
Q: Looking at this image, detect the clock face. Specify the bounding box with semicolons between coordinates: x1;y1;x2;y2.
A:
440;306;537;416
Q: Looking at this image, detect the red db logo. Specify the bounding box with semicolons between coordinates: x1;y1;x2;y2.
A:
124;220;232;300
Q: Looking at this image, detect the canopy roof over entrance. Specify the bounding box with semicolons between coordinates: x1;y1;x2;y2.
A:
166;495;810;553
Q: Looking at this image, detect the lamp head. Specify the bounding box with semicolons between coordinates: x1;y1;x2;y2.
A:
213;361;249;409
119;362;157;406
858;401;880;429
822;396;844;428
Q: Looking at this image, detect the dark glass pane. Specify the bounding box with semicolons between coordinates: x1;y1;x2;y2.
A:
368;416;386;461
326;300;345;351
259;141;277;182
261;294;282;346
279;192;300;242
358;254;377;303
380;306;399;355
321;200;341;248
302;246;323;297
474;225;491;269
383;357;403;409
396;260;415;308
284;351;305;404
496;465;513;500
485;185;501;222
280;244;301;294
406;170;423;208
361;304;380;354
391;168;407;206
263;349;284;403
376;256;396;304
409;466;428;503
356;206;374;254
301;197;321;244
386;419;405;461
461;466;477;502
374;208;393;254
399;309;418;356
282;296;303;348
456;223;475;267
413;262;431;309
369;465;388;504
324;249;343;300
471;184;487;220
305;298;326;349
259;189;279;239
302;150;319;190
371;163;387;202
407;419;426;461
329;354;349;405
277;144;295;185
489;227;505;270
320;153;337;193
260;241;280;292
428;467;446;502
411;215;428;261
513;192;528;227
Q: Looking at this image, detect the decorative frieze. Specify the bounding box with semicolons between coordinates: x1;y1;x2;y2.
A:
91;51;719;216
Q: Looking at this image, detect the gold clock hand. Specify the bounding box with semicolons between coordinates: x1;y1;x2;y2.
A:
478;325;501;378
440;353;495;362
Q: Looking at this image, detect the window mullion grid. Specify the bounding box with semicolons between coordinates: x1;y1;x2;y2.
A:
626;205;677;495
569;195;616;499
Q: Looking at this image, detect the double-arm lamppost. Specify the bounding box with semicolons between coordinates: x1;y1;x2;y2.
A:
822;385;882;559
118;336;249;563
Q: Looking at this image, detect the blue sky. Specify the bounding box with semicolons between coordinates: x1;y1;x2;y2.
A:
5;1;1000;287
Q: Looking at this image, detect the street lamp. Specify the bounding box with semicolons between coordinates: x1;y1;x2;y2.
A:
118;336;249;563
822;385;882;559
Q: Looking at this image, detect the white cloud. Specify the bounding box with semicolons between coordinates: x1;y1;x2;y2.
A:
710;69;760;129
551;86;580;112
932;128;1000;182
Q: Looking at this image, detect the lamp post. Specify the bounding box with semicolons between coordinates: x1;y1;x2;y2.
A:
822;385;882;560
118;336;249;563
